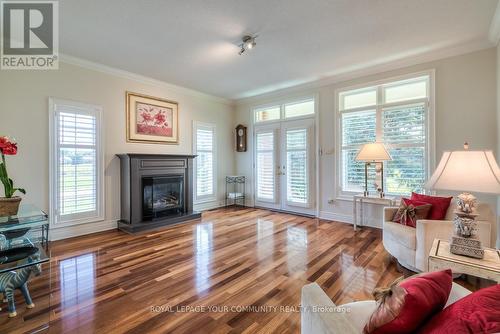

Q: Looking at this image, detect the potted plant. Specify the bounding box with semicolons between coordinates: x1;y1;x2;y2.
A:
0;136;25;216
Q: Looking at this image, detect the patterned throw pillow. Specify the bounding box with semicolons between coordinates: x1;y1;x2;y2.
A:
392;198;432;228
364;270;453;334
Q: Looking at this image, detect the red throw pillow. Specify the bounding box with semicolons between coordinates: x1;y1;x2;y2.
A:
392;198;432;228
410;192;453;220
364;270;452;334
419;284;500;334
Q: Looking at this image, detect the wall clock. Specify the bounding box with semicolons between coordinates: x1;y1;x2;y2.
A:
235;124;247;152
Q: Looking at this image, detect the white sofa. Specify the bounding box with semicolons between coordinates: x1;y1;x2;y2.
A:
301;281;471;334
383;202;493;272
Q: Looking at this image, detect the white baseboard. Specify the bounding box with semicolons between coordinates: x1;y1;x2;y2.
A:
318;211;353;224
194;200;226;212
50;219;117;241
318;210;382;229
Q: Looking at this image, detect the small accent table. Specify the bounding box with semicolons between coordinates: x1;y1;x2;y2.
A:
428;239;500;283
225;176;246;207
352;194;396;231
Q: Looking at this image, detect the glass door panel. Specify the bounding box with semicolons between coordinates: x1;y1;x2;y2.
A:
254;119;315;215
254;125;280;209
280;119;315;214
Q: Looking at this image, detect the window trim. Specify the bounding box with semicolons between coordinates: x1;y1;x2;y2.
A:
48;98;105;228
334;70;435;200
193;121;217;204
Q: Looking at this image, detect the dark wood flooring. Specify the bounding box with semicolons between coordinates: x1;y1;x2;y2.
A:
0;207;489;333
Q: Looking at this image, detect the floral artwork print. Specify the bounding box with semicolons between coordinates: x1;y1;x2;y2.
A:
135;102;173;137
126;92;178;144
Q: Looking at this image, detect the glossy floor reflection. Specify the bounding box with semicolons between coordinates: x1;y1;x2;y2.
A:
38;207;402;333
195;223;213;294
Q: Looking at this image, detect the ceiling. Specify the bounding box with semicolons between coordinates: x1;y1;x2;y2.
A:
60;0;499;100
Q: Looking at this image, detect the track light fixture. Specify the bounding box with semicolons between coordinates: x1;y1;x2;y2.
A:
238;35;257;55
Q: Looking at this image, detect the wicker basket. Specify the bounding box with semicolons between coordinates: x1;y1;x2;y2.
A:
0;196;22;217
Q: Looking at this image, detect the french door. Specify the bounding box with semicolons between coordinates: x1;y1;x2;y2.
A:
254;119;315;215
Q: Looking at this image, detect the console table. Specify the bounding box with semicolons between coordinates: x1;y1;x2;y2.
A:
352;194;396;231
428;239;500;283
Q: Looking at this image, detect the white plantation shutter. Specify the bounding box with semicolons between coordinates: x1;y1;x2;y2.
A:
383;103;426;195
256;131;275;201
50;99;103;225
286;129;308;204
338;74;431;196
194;123;216;201
341;110;376;192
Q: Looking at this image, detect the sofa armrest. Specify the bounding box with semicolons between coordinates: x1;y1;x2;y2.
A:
415;220;453;271
301;283;357;334
383;207;399;222
415;219;491;271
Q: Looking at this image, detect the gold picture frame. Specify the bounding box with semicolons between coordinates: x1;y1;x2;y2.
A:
126;91;179;144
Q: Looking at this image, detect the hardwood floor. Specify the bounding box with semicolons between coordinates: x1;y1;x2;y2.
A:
0;208;422;333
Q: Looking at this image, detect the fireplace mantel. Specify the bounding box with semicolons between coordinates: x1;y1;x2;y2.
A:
118;153;197;159
117;154;201;233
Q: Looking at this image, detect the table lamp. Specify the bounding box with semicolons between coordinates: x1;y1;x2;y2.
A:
355;143;392;197
425;142;500;258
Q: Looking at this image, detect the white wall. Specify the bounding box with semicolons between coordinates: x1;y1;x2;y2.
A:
0;60;235;239
235;47;499;247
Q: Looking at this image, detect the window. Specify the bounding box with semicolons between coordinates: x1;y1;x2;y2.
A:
49;99;104;226
254;98;315;123
337;74;432;197
193;122;216;202
284;100;315;118
255;106;280;122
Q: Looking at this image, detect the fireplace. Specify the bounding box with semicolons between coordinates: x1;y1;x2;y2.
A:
142;175;184;220
117;154;201;233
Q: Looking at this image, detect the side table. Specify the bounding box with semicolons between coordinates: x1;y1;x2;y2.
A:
225;176;246;207
0;204;50;331
352;194;396;231
428;239;500;283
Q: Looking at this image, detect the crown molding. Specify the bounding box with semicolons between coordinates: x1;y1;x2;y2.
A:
235;38;494;104
59;53;234;106
489;0;500;45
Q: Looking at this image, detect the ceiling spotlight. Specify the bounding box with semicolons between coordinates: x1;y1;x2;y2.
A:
239;35;257;55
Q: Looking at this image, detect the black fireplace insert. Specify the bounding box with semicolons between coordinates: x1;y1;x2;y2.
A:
142;175;184;220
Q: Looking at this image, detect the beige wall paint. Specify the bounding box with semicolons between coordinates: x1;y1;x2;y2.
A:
0;61;235;238
235;47;499;247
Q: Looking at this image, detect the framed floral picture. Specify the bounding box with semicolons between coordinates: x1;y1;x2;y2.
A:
126;92;179;144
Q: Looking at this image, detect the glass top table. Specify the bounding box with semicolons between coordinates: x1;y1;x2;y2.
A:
0;203;48;230
0;204;50;274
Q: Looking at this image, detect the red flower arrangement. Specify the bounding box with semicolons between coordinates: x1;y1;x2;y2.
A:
0;136;25;198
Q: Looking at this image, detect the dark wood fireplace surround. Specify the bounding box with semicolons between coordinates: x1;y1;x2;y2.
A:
117;154;201;233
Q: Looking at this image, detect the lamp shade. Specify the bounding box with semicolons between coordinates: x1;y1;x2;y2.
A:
355;143;392;162
425;150;500;194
